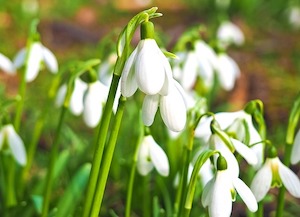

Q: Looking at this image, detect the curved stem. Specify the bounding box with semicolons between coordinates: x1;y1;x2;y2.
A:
41;106;67;217
89;96;126;217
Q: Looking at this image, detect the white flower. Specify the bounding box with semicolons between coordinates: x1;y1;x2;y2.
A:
208;132;257;178
56;78;88;115
250;156;300;202
83;81;109;128
216;53;240;91
98;53;117;86
288;6;300;29
121;38;172;97
142;79;187;132
13;42;58;82
137;135;169;176
202;168;258;217
195;110;263;167
217;21;245;48
0;124;27;166
0;53;15;74
291;129;300;164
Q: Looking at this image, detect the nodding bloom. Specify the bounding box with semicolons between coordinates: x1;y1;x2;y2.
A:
13;42;58;82
98;53;117;86
137;135;169;177
142;79;187;132
120;23;173;97
0;53;15;74
288;6;300;29
217;21;245;48
195;110;263;167
291;129;300;164
250;155;300;202
202;156;258;217
56;78;110;128
0;124;27;166
216;53;240;91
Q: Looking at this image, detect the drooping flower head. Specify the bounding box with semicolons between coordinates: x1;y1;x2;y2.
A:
0;53;15;74
217;21;245;48
0;124;27;166
202;155;258;217
137;135;169;177
251;146;300;202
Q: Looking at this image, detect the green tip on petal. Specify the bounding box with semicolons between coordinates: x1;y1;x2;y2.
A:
141;21;155;40
217;155;227;171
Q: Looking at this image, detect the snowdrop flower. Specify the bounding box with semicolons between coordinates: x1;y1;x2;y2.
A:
291;129;300;164
216;53;240;91
142;79;187;132
137;135;169;176
121;21;173;97
13;42;58;82
251;152;300;202
217;21;245;48
0;124;27;166
0;53;15;74
202;156;258;217
83;81;109;128
195;109;263;167
56;78;88;115
98;53;117;86
288;6;300;29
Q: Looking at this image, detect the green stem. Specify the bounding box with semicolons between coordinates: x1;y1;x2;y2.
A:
89;96;126;217
175;129;194;217
41;106;67;217
276;144;292;217
5;156;17;207
19;117;44;196
257;202;264;217
82;74;121;217
125;130;143;217
143;175;151;217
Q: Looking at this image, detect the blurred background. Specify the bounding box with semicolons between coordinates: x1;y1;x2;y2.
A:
1;0;300;216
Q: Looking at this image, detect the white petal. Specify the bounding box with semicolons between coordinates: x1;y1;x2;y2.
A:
142;94;159;126
0;53;16;74
209;171;232;217
69;79;88;115
148;137;169;176
55;84;67;108
217;54;240;91
199;159;214;186
194;41;219;71
231;138;258;165
26;42;43;82
278;159;300;198
160;81;187;132
6;125;27;166
120;47;138;97
135;39;165;95
137;136;153;176
158;55;173;96
233;178;258;212
291;129;300;164
196;57;214;88
181;52;198;90
0;130;4;150
201;177;215;208
42;46;58;73
217;21;245;47
13;48;26;69
83;81;108;128
250;161;272;202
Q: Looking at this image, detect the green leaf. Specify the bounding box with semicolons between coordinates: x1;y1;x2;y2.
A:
55;163;91;217
184;150;218;211
286;92;300;144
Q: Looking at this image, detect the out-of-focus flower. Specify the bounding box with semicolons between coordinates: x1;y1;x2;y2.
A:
0;124;27;166
137;135;169;176
0;53;15;74
250;156;300;202
288;6;300;29
13;42;58;82
202;156;258;217
216;53;240;91
291;129;300;164
217;21;245;48
98;53;117;86
142;79;187;132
